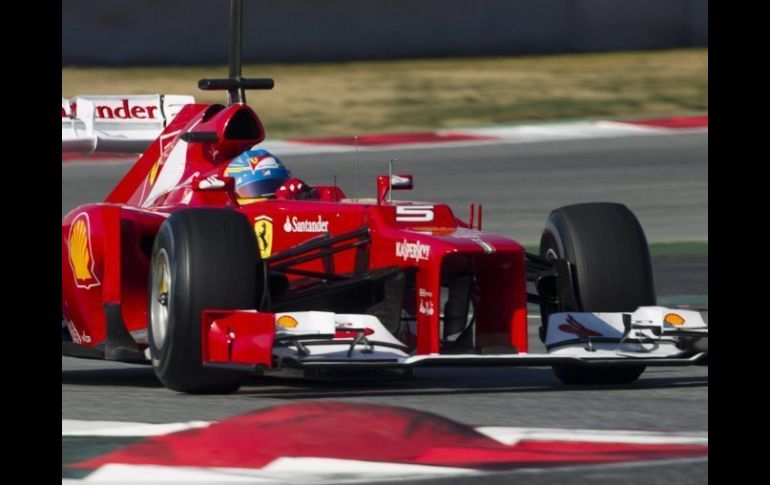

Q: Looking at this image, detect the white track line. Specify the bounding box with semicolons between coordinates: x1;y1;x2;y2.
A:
258;122;707;156
62;419;707;445
476;426;708;446
62;122;707;164
80;460;479;483
62;420;210;437
70;457;708;484
63;420;707;483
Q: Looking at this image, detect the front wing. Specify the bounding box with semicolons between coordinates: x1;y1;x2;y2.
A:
200;308;708;372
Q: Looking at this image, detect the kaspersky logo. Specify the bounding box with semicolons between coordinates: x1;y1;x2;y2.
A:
395;239;431;262
559;314;602;338
68;213;101;289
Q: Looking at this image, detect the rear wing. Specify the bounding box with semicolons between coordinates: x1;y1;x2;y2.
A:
61;94;195;155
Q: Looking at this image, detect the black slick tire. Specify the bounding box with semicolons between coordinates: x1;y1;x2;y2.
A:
540;202;655;385
148;209;263;393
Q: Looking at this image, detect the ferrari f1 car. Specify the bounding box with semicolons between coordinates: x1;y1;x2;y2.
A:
61;0;707;393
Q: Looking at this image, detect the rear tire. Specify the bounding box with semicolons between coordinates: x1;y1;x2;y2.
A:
148;209;263;393
540;202;655;385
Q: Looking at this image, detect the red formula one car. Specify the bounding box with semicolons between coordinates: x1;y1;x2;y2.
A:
61;1;707;393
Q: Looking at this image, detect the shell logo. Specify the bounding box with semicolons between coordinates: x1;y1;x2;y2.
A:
68;213;101;289
664;313;686;326
276;315;299;329
149;158;162;185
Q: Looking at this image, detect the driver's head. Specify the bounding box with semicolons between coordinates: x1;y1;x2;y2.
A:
225;149;291;200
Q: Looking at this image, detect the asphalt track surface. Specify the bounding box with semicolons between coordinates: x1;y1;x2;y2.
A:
62;132;708;483
62;131;708;245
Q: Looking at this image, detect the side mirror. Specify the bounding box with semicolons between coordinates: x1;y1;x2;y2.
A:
390;174;413;189
192;175;235;192
377;174;413;204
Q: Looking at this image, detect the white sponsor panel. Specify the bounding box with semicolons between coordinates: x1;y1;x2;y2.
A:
85;98;160;121
70;95;193;123
274;311;336;337
334;314;406;349
62;94;194;154
272;312;409;361
395;239;431;262
545;306;707;357
396;205;434;222
282;215;330;233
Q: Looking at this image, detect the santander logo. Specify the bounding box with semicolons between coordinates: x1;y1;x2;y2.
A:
283;215;329;233
559;314;603;338
64;100;159;120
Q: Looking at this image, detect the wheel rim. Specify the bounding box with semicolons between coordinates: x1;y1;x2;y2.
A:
151;248;171;349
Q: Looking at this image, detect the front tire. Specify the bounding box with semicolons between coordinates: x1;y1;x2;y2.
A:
540;202;655;385
148;209;263;393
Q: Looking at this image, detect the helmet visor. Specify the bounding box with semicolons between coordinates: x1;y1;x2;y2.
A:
235;177;288;199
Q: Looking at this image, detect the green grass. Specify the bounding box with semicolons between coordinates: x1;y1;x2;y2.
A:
523;241;708;257
648;241;708;257
62;48;707;139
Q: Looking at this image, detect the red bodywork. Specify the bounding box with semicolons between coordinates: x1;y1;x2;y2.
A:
62;102;528;359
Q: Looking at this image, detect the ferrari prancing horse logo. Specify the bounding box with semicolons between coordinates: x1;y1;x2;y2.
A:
254;215;273;259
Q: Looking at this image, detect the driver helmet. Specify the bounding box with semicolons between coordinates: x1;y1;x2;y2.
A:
224;149;291;200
